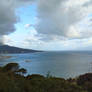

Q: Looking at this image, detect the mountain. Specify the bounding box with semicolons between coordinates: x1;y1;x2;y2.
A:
0;45;40;54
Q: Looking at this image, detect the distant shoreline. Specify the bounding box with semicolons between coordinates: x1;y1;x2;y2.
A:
0;45;43;54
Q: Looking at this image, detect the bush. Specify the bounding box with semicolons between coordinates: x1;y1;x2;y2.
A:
3;63;19;72
0;63;88;92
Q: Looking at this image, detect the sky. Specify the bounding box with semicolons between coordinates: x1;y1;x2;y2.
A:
1;0;92;51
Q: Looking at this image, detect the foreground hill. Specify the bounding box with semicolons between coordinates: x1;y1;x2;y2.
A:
0;45;39;53
0;63;88;92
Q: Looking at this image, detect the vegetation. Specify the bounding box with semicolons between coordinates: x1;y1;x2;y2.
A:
0;63;91;92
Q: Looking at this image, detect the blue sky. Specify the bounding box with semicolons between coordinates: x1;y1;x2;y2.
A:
9;4;37;41
8;4;38;47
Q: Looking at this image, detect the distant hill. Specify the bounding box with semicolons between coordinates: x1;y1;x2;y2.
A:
0;45;40;54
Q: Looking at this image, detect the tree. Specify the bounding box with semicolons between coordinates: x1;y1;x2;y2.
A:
3;63;19;72
17;68;27;75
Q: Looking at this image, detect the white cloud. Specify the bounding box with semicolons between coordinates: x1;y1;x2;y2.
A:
0;35;13;45
35;0;92;40
66;26;81;38
19;0;92;50
25;24;32;28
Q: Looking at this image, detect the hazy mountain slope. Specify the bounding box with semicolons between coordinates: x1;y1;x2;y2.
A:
0;45;39;53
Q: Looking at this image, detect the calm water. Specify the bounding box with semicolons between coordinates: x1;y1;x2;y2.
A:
0;51;92;78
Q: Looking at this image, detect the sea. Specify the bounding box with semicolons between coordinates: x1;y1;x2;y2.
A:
0;51;92;78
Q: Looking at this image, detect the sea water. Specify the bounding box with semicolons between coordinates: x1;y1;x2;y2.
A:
0;51;92;78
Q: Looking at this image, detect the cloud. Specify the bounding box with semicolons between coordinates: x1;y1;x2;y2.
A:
17;0;92;50
35;0;92;40
66;26;81;38
1;0;92;50
0;0;35;45
20;0;92;50
21;33;88;50
24;24;31;28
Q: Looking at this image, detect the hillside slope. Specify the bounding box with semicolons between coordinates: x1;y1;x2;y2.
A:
0;45;39;53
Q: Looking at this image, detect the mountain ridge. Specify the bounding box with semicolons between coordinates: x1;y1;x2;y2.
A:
0;45;40;54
